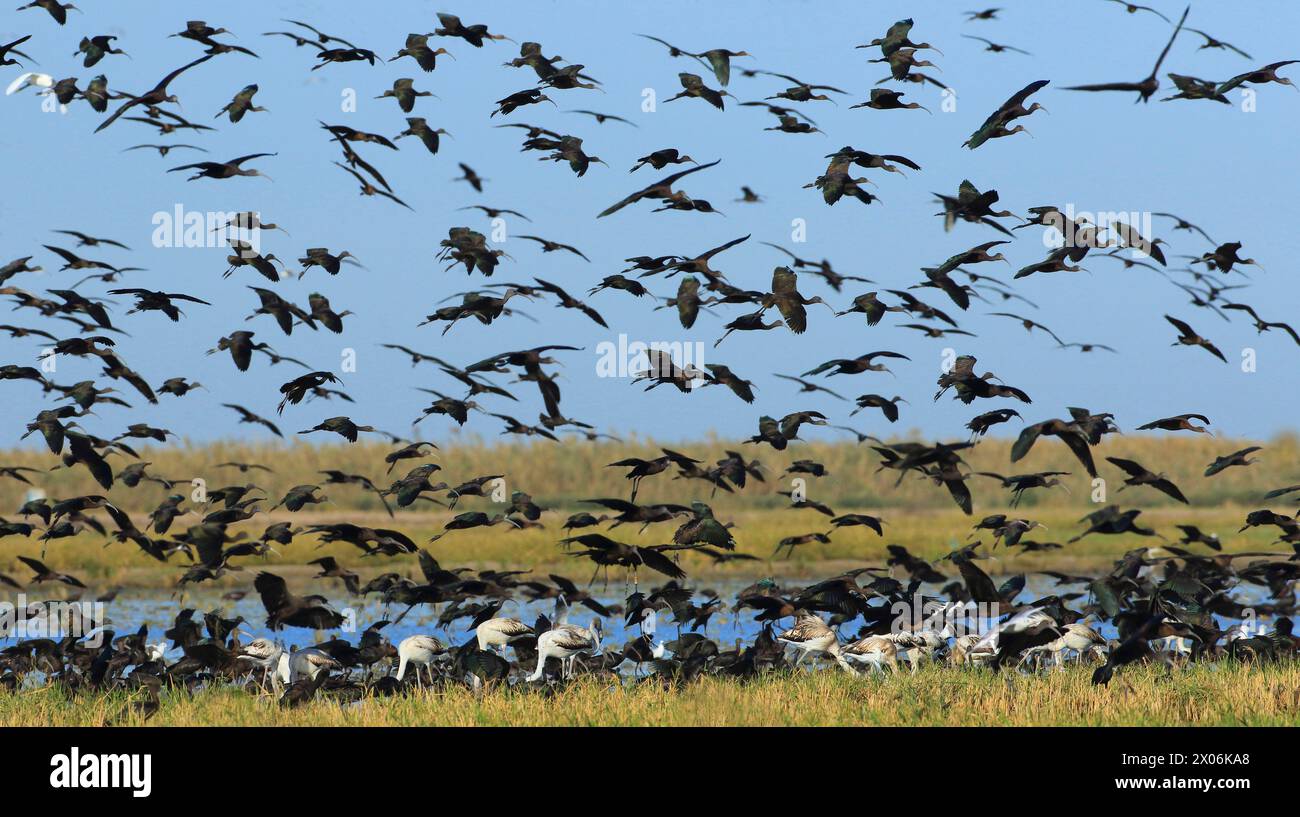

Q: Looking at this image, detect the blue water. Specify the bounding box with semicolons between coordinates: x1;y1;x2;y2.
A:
1;573;1279;664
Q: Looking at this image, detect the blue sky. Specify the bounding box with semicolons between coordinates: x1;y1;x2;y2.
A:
2;1;1298;447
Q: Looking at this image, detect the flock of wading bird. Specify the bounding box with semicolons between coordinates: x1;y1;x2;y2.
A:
2;4;1300;715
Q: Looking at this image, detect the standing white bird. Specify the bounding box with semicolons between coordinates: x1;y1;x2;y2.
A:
528;618;602;681
1018;622;1108;670
1017;641;1059;671
973;606;1060;654
889;629;947;671
951;633;996;666
842;634;899;675
288;646;341;683
237;637;285;688
396;634;446;686
777;611;851;670
1059;622;1107;663
475;617;535;652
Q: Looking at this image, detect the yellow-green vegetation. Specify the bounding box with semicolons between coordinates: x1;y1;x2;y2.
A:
5;433;1295;511
2;504;1285;591
1;435;1296;586
5;662;1299;726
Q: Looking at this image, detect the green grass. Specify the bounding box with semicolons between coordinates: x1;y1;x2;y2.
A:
5;662;1299;726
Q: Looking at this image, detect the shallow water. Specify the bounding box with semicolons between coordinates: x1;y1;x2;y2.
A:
1;572;1281;664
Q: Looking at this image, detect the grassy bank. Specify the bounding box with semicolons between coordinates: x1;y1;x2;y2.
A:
1;435;1295;587
3;434;1297;514
5;662;1299;726
1;504;1286;590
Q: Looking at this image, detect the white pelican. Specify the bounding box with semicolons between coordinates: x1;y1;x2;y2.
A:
528;618;602;681
777;612;850;670
396;635;446;686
